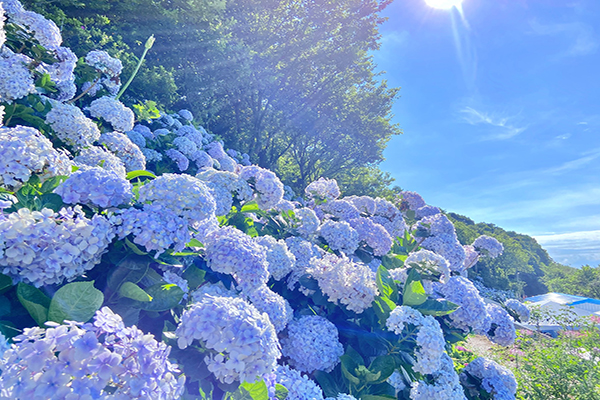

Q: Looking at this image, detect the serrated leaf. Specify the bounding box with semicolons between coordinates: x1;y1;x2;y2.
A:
125;170;156;180
118;282;152;302
48;281;104;323
135;283;183;311
16;283;50;326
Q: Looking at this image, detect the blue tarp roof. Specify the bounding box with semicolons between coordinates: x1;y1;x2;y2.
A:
525;292;591;305
571;299;600;306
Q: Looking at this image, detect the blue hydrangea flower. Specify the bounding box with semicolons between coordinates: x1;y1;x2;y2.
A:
54;167;133;208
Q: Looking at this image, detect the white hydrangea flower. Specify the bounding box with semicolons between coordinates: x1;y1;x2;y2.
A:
245;284;293;332
85;50;123;77
255;235;296;281
404;249;451;284
308;254;378;314
87;96;135;132
196;169;252;216
0;53;35;103
294;207;320;236
239;165;285;210
319;220;359;255
0;206;114;287
45;101;100;149
0;125;71;190
138;173;216;224
410;354;467;400
305;177;340;200
74;146;127;177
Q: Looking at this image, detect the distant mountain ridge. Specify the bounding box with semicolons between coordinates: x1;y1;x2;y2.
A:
446;212;578;297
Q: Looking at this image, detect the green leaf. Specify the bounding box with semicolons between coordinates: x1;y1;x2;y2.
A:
48;281;104;323
38;193;64;211
345;345;365;367
106;255;150;292
381;254;405;269
239;380;269;400
313;371;340;398
187;238;204;248
125;170;156;180
376;265;399;303
368;355;396;384
402;280;427;306
40;176;67;193
372;295;397;326
16;283;50;326
182;265;206;290
360;395;397;400
0;296;11;318
135;283;183;311
125;238;149;255
0;274;13;294
416;299;460;316
274;384;288;400
241;201;259;213
118;282;153;302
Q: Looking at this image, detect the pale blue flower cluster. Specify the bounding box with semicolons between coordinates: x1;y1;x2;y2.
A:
85;50;123;78
400;191;426;211
196;169;253;216
319;220;359;255
0;125;72;190
348;217;393;256
4;0;61;49
138;173;216;224
204;227;269;291
326;394;358;400
175;294;280;384
0;53;36;103
165;148;189;171
461;357;517;400
485;304;516;346
45;101;100;149
273;364;324;400
246;284;293;332
100;131;146;172
126;129;146;148
239;166;285;210
0;307;185;399
87;96;135;132
255;235;296;281
112;204;190;256
74;146;127;177
346;195;377;215
294;207;320;236
0;206;114;287
419;214;466;271
285;237;325;290
0;3;5;48
305;177;341;200
472;235;504;259
54;167;132;208
281;315;344;373
410;354;467;400
435;276;491;333
505;299;530;322
178;109;193;121
320;199;360;220
308;254;378;313
404;249;450;284
41;46;78;101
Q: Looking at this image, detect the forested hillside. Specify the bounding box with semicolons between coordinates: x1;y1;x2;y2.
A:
21;0;401;197
448;212;600;298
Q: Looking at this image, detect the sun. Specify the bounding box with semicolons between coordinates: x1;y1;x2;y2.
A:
425;0;463;9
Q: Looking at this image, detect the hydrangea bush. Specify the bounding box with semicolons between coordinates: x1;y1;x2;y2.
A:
0;3;525;399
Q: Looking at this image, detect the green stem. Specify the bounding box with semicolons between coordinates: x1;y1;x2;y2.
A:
115;35;155;101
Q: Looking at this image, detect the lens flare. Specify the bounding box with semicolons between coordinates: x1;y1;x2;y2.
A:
425;0;463;9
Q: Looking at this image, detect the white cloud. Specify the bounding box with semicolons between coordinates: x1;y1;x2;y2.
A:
534;230;600;267
460;107;526;140
542;148;600;174
529;19;598;57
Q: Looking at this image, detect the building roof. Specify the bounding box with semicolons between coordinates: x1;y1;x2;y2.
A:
525;292;589;305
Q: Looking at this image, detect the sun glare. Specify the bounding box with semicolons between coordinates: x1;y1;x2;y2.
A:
425;0;463;9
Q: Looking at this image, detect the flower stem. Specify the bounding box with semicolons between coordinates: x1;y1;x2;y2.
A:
115;35;155;101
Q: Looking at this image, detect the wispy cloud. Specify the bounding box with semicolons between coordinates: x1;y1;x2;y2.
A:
534;230;600;267
460;107;526;140
543;148;600;174
529;19;598;57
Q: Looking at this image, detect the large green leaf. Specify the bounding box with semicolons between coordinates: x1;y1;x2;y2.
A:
16;283;51;326
368;355;396;384
402;269;427;306
376;265;399;303
118;282;152;302
126;170;156;180
274;384;288;400
182;265;206;290
48;281;104;323
416;299;460;316
135;283;183;311
313;371;340;398
0;274;13;294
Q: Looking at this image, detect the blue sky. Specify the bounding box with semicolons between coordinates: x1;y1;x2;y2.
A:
374;0;600;268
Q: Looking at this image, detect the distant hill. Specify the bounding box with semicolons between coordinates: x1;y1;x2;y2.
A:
447;212;576;297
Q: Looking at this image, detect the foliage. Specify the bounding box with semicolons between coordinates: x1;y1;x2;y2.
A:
493;317;600;400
